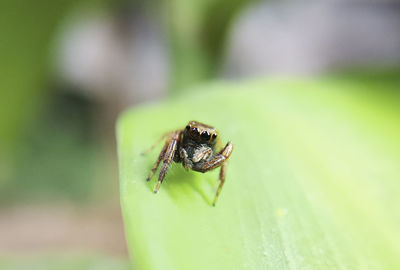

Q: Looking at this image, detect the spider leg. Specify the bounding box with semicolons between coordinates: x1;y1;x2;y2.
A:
154;130;181;193
141;131;174;156
200;142;233;171
213;162;227;206
146;143;168;181
198;142;233;206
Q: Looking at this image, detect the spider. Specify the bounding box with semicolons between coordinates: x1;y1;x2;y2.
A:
144;121;234;206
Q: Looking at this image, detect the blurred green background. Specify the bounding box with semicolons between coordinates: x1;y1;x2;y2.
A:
0;0;399;269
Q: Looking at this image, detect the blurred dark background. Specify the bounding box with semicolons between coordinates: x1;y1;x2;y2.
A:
0;0;399;267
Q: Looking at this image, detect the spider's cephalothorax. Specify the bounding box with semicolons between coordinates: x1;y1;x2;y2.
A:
144;121;233;206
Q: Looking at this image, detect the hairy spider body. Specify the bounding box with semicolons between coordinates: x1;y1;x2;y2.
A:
144;121;233;206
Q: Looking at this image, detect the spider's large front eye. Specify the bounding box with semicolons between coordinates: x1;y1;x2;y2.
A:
201;131;210;140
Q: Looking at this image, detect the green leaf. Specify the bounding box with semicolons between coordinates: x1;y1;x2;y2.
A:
117;78;400;270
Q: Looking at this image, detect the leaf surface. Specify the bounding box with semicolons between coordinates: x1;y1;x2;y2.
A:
117;78;400;270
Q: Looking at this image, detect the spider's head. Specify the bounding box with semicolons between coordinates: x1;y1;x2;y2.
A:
184;121;218;144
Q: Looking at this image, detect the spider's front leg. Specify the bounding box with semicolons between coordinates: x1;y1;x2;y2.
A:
199;142;233;206
146;130;181;193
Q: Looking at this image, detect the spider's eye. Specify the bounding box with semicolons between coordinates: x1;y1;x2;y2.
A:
201;131;210;140
185;125;190;130
192;127;198;133
212;134;217;140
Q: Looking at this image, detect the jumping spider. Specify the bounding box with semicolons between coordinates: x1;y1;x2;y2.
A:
144;121;234;206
